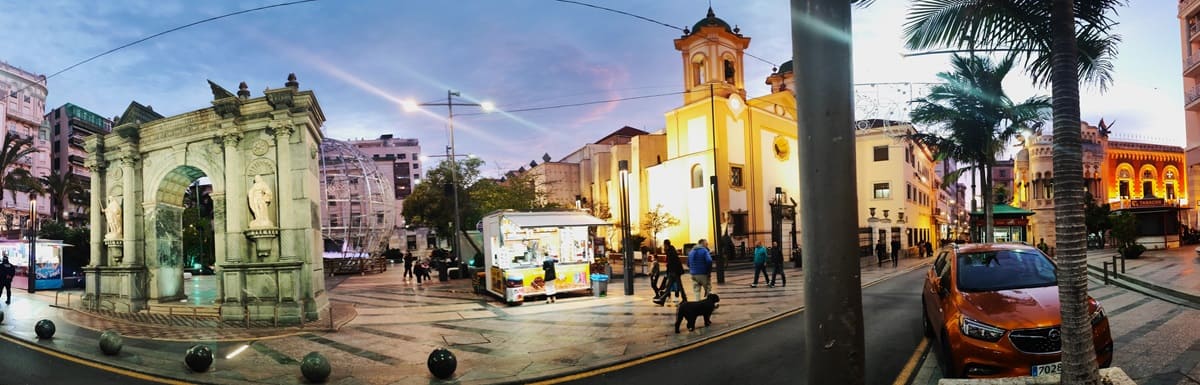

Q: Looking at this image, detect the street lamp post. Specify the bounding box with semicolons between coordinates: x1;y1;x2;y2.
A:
710;175;724;284
404;91;494;269
28;200;36;294
618;160;633;295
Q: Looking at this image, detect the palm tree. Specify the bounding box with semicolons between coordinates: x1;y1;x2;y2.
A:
903;1;1124;382
0;133;42;206
908;54;1050;244
40;171;83;222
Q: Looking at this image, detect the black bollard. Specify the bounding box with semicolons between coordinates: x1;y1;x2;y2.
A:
427;348;457;379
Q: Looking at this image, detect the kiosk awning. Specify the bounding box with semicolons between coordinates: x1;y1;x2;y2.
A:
505;212;612;228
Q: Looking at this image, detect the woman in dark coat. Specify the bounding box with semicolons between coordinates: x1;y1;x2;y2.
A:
654;240;686;305
542;256;558;304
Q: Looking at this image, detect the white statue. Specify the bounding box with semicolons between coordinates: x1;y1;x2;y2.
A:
103;196;122;239
248;174;274;228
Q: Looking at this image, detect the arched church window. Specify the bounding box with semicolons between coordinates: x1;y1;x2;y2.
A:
1142;169;1153;180
691;54;707;86
724;59;735;83
691;164;704;189
1166;170;1176;180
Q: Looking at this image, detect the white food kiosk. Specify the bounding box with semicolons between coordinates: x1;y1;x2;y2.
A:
482;210;609;303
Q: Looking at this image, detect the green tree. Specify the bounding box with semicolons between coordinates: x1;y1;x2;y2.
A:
903;1;1124;382
908;55;1050;244
640;204;679;253
1084;193;1111;249
40;171;83;221
401;157;486;243
1109;211;1143;259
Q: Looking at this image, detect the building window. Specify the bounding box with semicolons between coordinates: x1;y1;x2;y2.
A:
691;164;704;188
873;183;891;199
398;153;406;160
1119;181;1130;199
873;146;888;161
731;212;748;236
1167;183;1176;199
730;166;743;188
1142;181;1154;198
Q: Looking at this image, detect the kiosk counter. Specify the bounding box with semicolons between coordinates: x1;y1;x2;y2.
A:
481;211;609;303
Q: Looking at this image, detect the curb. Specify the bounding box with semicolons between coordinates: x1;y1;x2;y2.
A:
1086;264;1200;310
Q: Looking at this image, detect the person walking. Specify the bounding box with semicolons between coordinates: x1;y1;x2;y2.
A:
769;241;786;288
751;242;769;288
875;240;887;267
403;251;416;282
655;240;687;305
924;241;934;259
0;254;13;304
688;239;713;300
542;255;558;304
890;238;901;266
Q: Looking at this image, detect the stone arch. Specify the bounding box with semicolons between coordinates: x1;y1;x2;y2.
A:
691;53;707;86
1138;164;1157;198
144;165;211;302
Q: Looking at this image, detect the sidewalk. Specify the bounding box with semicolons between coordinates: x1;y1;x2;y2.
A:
1085;246;1200;308
0;256;931;385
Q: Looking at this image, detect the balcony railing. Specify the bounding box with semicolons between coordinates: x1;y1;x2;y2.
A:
1187;84;1200;108
1183;0;1200;16
1187;53;1200;76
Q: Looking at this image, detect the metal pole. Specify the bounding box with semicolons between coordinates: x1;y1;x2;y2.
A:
448;90;462;267
711;175;724;283
619;161;633;295
792;1;864;384
28;200;36;294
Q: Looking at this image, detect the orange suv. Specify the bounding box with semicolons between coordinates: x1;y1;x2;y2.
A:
922;243;1113;378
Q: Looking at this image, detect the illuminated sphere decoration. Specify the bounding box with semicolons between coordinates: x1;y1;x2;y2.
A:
318;138;396;259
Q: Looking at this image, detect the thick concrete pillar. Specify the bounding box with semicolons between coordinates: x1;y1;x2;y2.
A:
88;160;106;266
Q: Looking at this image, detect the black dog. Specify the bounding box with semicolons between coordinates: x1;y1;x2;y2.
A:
675;293;719;333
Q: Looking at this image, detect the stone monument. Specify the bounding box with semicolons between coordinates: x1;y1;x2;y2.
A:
84;74;328;324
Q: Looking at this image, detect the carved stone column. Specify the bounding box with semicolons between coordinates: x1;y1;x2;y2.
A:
272;124;296;262
223;131;245;263
86;158;106;267
121;153;139;266
211;193;227;265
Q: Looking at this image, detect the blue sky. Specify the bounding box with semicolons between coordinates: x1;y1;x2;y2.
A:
0;1;1184;176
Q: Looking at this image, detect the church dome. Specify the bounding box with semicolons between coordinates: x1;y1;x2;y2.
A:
689;7;734;35
774;60;793;74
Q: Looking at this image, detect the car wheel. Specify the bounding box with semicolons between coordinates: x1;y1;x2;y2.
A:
922;298;933;338
939;330;957;378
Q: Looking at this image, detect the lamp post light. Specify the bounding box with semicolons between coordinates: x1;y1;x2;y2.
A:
617;160;633;295
403;91;494;268
28;199;36;294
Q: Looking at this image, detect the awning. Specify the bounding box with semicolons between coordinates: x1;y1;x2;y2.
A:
503;212;612;228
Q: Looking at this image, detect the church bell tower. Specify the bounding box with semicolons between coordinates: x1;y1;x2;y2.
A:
674;8;751;104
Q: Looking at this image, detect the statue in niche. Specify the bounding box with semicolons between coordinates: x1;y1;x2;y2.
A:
248;174;274;228
103;196;123;239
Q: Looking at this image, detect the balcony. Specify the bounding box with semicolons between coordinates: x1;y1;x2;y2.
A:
69;136;86;149
1187;84;1200;110
1183;0;1200;19
68;155;85;166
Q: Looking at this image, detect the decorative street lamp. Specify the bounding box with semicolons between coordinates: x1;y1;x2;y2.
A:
403;91;494;268
617;160;633;295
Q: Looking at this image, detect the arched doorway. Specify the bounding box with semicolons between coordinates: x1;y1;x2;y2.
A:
145;165;214;303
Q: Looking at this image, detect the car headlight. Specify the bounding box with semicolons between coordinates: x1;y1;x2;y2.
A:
960;316;1006;342
1090;305;1106;326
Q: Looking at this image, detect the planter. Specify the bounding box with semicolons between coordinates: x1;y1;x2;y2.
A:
938;367;1136;385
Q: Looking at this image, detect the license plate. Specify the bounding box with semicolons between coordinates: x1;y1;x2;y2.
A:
1032;362;1061;376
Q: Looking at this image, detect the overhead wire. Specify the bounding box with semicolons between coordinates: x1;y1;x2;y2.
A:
8;0;319;97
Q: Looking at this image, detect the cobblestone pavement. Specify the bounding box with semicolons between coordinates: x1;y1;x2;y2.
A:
0;256;930;385
911;247;1200;385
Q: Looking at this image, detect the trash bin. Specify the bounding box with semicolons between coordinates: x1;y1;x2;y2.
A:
590;274;609;297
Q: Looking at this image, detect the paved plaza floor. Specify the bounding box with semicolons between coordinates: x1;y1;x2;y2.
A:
0;256;930;385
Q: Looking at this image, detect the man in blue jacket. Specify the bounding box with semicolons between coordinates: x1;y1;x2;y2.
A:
751;242;769;288
688;239;713;300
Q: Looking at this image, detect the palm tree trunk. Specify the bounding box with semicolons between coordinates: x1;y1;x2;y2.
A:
1050;0;1100;383
983;162;995;243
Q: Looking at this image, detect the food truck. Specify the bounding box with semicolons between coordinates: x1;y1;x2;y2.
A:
0;240;67;290
482;210;609;304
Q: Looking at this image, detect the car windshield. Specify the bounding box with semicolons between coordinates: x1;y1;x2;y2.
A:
956;249;1057;292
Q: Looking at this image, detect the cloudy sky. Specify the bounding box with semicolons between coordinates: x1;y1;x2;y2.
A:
0;1;1183;176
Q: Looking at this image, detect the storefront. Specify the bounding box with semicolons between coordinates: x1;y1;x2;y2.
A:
1110;198;1186;249
969;204;1033;244
481;211;608;304
0;240;67;290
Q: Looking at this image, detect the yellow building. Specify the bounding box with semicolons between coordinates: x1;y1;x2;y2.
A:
644;8;801;257
853;120;940;252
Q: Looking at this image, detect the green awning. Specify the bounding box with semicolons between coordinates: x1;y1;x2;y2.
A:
970;204;1034;216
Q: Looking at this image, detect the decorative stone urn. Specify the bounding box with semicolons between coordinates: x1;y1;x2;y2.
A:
245;228;279;260
104;240;124;265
